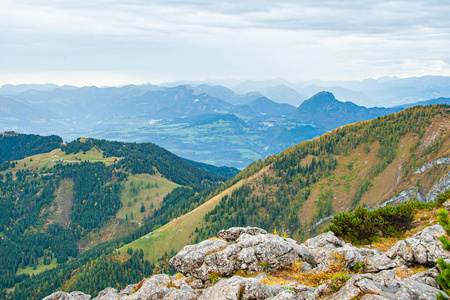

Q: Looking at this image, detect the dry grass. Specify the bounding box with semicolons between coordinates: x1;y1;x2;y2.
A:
367;237;400;252
410;265;430;274
269;253;348;288
396;268;415;279
132;279;146;294
260;276;291;286
208;237;225;241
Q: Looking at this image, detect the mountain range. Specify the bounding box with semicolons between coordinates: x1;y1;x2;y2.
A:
1;77;450;168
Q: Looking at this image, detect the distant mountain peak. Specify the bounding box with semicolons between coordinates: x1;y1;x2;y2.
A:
306;91;337;102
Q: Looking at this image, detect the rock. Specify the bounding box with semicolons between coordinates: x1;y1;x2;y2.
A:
198;276;283;300
125;274;172;300
163;288;200;300
386;224;450;266
363;254;396;273
304;231;345;249
268;289;314;300
189;279;206;289
118;284;136;296
328;273;447;300
170;229;314;281
412;267;440;288
307;242;379;272
218;227;268;242
253;272;268;279
170;239;228;277
443;200;450;212
43;291;91;300
300;262;312;272
93;288;119;300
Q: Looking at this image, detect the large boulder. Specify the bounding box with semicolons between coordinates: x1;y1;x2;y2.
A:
303;231;384;272
43;291;91;300
92;288;119;300
170;228;314;281
386;225;450;266
328;271;446;300
197;276;284;300
124;274;199;300
218;227;267;242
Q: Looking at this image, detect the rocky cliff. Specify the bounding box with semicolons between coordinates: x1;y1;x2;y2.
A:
44;224;450;300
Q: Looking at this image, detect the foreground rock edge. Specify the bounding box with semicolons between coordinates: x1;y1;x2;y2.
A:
43;226;450;300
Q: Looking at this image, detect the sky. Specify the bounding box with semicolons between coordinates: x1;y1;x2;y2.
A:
1;0;450;86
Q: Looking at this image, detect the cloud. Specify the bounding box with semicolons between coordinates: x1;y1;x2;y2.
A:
1;0;450;85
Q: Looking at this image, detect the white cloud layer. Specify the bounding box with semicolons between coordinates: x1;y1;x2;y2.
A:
1;0;450;85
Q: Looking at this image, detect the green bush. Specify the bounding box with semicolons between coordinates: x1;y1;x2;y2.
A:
326;202;432;245
437;188;450;206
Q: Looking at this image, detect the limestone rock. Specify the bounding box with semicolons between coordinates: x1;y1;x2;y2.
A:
329;273;446;300
43;291;91;300
169;239;228;278
304;231;345;249
125;274;172;300
119;284;137;297
363;254;396;273
198;276;283;300
218;227;267;242
93;288;119;300
170;228;314;281
386;224;450;266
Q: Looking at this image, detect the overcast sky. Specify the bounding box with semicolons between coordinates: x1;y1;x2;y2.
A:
1;0;450;86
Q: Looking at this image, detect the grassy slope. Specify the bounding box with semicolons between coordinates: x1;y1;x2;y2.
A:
79;174;179;249
0;147;120;178
16;258;58;276
119;167;269;262
118;174;178;223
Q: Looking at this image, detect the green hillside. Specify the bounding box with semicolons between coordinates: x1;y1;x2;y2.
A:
0;134;228;299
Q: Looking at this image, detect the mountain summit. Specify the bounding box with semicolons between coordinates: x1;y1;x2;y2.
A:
290;91;400;130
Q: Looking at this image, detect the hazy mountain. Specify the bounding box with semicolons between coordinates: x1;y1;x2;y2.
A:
290;91;401;130
299;85;375;107
196;84;262;106
298;76;450;107
234;97;296;119
395;97;450;109
231;78;297;94
0;83;77;96
260;84;305;106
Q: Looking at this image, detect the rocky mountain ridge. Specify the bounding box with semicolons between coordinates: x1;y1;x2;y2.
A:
44;224;450;300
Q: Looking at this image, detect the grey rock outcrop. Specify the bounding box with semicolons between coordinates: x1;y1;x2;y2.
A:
44;225;450;300
43;291;91;300
386;224;450;266
304;231;384;272
92;288;119;300
198;276;283;300
329;271;447;300
124;274;197;300
170;229;315;281
218;227;268;242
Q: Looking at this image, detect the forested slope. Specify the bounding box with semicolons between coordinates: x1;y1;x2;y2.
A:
0;132;62;164
0;133;228;299
198;105;450;240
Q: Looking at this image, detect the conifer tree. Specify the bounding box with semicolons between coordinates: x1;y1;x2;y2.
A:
437;208;450;299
